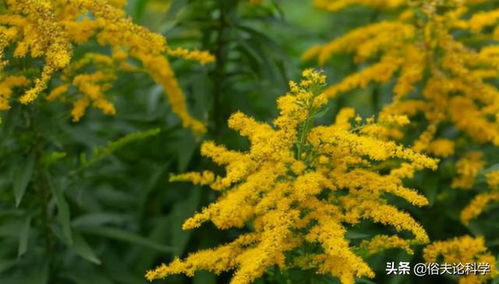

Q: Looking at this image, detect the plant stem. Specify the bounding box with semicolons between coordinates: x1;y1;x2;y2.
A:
296;104;314;160
37;166;54;266
296;87;322;161
210;0;235;138
27;107;54;281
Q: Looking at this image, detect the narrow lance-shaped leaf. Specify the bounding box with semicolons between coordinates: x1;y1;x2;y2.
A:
18;216;31;258
48;174;72;245
70;232;101;265
14;153;36;207
78;226;174;253
79;128;161;169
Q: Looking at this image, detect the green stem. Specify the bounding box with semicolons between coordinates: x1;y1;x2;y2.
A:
296;87;322;161
26;107;54;281
210;0;235;138
296;108;314;160
36;166;54;266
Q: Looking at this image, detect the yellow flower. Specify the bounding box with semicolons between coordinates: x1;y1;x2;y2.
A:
467;9;499;32
313;0;404;12
147;70;437;284
0;75;30;110
427;139;455;157
170;171;216;187
167;47;215;65
305;0;499;149
424;236;497;284
359;235;413;255
460;170;499;224
451;152;484;190
0;0;214;133
461;192;499;224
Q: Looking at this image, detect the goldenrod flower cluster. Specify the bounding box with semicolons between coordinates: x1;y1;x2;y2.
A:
0;0;214;133
146;70;438;284
314;0;404;11
305;0;499;152
461;170;499;224
451;152;485;190
424;236;498;284
305;2;499;268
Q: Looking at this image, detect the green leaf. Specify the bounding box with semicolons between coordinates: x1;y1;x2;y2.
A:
16;258;50;284
345;231;370;240
0;209;24;218
175;131;196;172
484;163;499;173
133;0;150;20
18;216;31;258
312;105;330;119
170;188;201;256
138;163;169;219
79;128;160;170
476;163;499;184
48;175;72;245
72;213;126;228
0;259;17;274
0;220;22;237
70;232;101;265
78;226;174;253
41;151;66;168
13;154;35;207
357;279;378;284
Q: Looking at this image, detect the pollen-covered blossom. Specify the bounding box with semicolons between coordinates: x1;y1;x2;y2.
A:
451;152;485;190
313;0;404;11
304;0;499;150
0;0;214;133
423;236;497;284
461;170;499;224
146;70;437;284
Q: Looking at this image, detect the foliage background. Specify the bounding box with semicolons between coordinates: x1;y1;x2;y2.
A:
0;0;497;283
